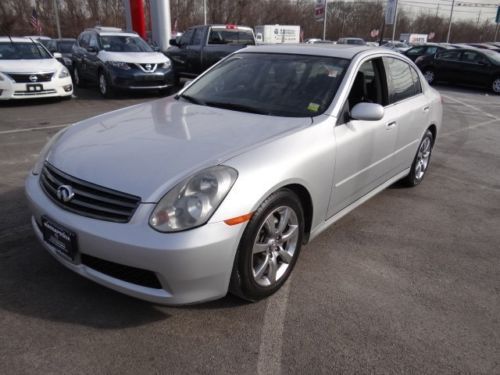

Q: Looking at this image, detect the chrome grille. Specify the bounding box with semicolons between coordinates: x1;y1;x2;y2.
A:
6;72;54;83
40;163;141;223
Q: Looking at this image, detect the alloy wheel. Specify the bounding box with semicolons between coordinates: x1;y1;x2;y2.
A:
493;78;500;94
99;73;107;95
251;206;299;287
414;136;431;181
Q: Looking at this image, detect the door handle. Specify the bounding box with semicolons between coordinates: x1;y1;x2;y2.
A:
386;121;397;129
423;106;430;112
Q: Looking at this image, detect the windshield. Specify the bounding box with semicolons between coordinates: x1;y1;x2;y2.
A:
57;41;75;53
179;53;349;117
99;35;153;52
0;42;51;59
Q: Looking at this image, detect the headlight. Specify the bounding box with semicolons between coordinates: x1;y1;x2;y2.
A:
149;166;238;232
58;67;70;78
107;61;131;70
160;59;171;69
32;127;68;175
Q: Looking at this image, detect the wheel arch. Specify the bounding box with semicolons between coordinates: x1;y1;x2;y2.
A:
280;183;313;244
427;124;437;145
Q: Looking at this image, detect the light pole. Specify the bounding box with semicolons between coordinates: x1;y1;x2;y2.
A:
53;0;61;39
391;0;399;42
446;0;456;43
322;0;328;40
203;0;207;25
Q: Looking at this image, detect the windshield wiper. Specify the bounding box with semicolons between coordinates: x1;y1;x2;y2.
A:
205;101;270;115
175;93;205;105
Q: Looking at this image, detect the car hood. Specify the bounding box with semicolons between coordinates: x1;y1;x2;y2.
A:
97;51;168;64
0;58;61;73
48;98;311;202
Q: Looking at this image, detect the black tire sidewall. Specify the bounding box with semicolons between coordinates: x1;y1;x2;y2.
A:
232;189;304;301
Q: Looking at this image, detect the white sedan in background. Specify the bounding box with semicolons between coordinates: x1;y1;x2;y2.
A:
0;37;72;100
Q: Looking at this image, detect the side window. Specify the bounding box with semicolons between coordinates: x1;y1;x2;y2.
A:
425;46;438;55
179;29;194;47
410;67;422;95
89;34;99;49
191;28;204;46
461;51;487;64
406;46;424;56
383;57;415;104
436;50;460;61
347;58;385;112
79;33;90;49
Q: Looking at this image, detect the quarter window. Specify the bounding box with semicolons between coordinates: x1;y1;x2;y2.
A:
383;57;415;104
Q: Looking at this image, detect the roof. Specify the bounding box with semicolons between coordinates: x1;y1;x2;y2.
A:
242;44;375;59
0;36;43;43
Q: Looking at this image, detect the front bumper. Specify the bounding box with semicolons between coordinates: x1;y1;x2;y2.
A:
25;173;245;305
107;66;175;90
0;76;73;100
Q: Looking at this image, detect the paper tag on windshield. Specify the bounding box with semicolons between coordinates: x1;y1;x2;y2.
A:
308;103;320;112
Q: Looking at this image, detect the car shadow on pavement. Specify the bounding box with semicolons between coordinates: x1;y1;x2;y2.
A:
0;187;246;328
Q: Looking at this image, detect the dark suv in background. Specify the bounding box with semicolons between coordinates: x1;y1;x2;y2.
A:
46;38;76;73
72;26;175;97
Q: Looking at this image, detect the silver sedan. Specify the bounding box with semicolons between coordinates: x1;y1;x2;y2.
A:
25;45;442;304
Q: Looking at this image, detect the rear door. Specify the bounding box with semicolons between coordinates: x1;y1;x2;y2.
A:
329;58;398;216
382;57;431;172
459;50;492;86
433;50;462;82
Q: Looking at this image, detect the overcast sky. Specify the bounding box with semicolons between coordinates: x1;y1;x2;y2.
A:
394;0;499;23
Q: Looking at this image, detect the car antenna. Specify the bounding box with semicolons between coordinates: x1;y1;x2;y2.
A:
28;36;44;58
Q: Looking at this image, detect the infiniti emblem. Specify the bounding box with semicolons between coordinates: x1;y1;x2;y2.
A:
145;64;152;71
56;185;75;203
29;74;38;82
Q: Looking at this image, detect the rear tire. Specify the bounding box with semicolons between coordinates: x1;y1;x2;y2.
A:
401;129;434;187
492;77;500;95
229;189;304;302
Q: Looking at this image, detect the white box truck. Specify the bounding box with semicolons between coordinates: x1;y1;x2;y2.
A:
255;25;301;44
399;33;428;44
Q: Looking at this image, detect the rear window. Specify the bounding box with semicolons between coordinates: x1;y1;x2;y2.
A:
208;28;255;45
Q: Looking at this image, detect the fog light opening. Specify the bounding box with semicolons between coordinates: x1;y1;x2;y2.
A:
63;84;72;92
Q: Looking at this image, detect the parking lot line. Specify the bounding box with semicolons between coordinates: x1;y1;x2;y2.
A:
441;94;499;120
257;279;292;375
0;124;69;136
440;118;500;137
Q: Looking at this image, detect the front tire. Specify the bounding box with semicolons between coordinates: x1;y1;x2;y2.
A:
423;68;436;85
402;129;434;187
98;71;113;98
229;189;304;302
73;66;84;88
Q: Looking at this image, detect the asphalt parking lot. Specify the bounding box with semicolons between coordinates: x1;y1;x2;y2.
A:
1;85;499;374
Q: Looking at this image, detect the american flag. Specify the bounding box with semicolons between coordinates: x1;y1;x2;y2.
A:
30;8;43;35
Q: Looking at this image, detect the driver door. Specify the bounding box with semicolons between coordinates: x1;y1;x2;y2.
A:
328;58;398;217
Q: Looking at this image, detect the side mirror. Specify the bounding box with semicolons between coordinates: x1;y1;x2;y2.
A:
169;38;179;47
53;52;62;59
350;103;384;121
87;46;98;53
